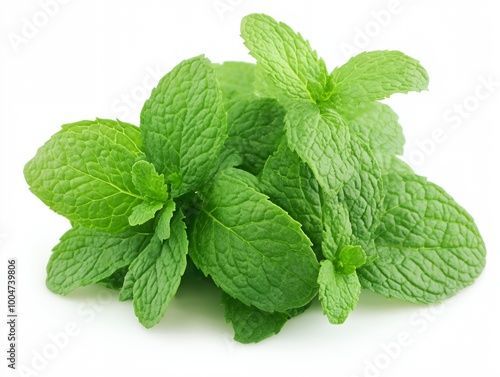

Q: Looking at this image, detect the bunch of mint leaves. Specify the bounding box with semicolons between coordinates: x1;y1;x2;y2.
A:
24;14;486;343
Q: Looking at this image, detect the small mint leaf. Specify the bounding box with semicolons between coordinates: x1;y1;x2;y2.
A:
155;199;176;241
337;245;367;275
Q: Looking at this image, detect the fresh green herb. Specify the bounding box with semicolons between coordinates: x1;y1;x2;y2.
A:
24;13;486;343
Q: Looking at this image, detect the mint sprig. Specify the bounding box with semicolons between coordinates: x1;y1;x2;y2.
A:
24;13;486;344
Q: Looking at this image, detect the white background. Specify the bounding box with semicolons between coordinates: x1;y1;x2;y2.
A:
1;1;499;376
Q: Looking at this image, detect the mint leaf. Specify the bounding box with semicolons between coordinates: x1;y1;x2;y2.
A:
213;62;256;101
24;119;145;233
375;154;414;175
222;293;288;344
128;160;169;227
358;172;486;303
141;55;227;197
337;245;367;275
261;144;322;253
327;50;429;106
321;193;354;260
46;225;152;295
131;160;168;202
155;199;176;241
190;168;319;312
222;293;312;343
285;102;353;197
120;211;188;327
224;97;286;175
222;166;261;191
128;201;163;226
253;63;280;99
339;136;383;261
337;101;405;157
241;13;329;102
321;136;382;263
97;267;128;291
318;259;361;324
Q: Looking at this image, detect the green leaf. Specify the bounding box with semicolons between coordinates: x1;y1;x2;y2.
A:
155;199;176;241
318;260;361;324
337;101;405;156
337;245;367;275
253;63;280;98
222;293;288;344
128;201;164;226
97;267;128;291
215;147;244;173
374;154;414;175
222;293;312;343
284;302;312;318
46;226;152;295
285;102;353;197
321;193;354;261
261;144;322;253
222;167;261;191
339;136;383;261
320;136;382;263
358;172;486;303
120;211;188;327
213;62;256;101
327;50;429;106
131;160;168;202
241;13;330;102
141;55;227;197
189;168;319;312
224;96;286;175
24;119;145;233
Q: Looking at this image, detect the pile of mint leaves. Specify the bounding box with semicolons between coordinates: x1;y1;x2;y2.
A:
24;14;486;343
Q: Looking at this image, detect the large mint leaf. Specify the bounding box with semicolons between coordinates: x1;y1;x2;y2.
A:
120;211;188;328
375;154;414;175
327;50;428;106
285;102;353;197
260;144;322;253
24;119;145;233
241;13;329;102
46;226;152;295
358;172;486;303
190;169;319;312
224;96;286;175
213;62;256;101
319;136;382;262
338;135;383;261
337;101;405;157
141;55;227;197
318;260;361;324
321;193;353;261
